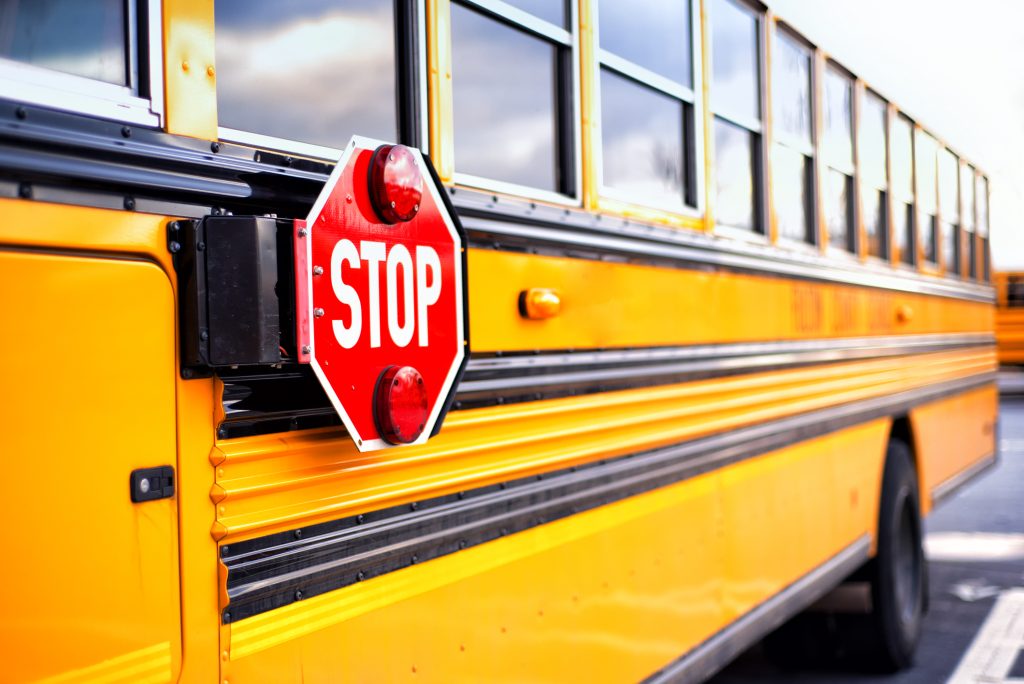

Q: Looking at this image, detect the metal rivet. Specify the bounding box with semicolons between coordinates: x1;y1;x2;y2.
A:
197;241;206;251
182;368;193;379
211;141;221;153
313;307;325;318
410;502;418;511
390;201;396;209
356;514;365;524
411;554;419;564
207;65;216;78
298;228;308;238
121;126;131;138
294;529;303;540
221;545;229;555
217;427;228;439
181;60;190;72
301;345;311;354
18;183;31;199
313;265;324;276
169;241;181;253
139;478;150;494
123;197;135;210
295;589;304;600
357;571;366;581
223;611;231;621
15;106;26;120
200;331;209;341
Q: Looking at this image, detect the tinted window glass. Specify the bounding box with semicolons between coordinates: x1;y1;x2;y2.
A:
864;188;887;259
598;0;691;85
941;221;958;274
216;0;397;149
714;118;755;231
823;67;852;169
600;68;685;206
825;169;851;250
938;149;959;221
860;92;887;190
894;202;914;265
503;0;565;27
773;143;809;242
977;176;989;237
772;31;811;144
0;0;128;85
962;165;976;231
1008;277;1024;307
891;116;914;200
920;213;937;263
916;132;938;214
710;0;759;121
451;3;559;191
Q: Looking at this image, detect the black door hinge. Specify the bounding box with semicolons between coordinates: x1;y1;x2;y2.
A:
130;466;175;503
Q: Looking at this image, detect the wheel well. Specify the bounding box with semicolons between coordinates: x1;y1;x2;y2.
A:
889;416;916;472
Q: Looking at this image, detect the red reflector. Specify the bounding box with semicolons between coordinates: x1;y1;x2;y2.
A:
368;144;423;224
374;365;429;444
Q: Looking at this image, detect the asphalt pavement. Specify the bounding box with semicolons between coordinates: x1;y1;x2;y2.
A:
708;391;1024;684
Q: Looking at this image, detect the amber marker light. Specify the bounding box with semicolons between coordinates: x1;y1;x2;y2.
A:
374;365;429;444
369;144;423;224
519;288;562;320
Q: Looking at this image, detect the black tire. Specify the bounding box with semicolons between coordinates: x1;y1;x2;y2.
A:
864;438;927;671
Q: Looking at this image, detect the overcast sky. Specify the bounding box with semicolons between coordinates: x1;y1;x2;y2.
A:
765;0;1024;270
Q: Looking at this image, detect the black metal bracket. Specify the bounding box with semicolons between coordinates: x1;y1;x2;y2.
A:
170;216;296;379
130;466;175;503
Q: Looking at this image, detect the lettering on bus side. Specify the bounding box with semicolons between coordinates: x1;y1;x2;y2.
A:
793;286;824;334
330;239;442;349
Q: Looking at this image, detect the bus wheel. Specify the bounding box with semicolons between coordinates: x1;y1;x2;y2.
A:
865;438;926;671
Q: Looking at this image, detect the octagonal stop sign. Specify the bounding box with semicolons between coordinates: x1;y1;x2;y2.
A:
294;137;468;451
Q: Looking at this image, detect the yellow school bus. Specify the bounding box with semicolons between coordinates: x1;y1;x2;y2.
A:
996;272;1024;365
0;1;997;682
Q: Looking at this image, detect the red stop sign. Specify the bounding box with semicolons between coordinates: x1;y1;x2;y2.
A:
295;137;467;451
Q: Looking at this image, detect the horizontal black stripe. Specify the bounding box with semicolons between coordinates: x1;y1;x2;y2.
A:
217;334;993;437
1;100;992;305
219;372;995;624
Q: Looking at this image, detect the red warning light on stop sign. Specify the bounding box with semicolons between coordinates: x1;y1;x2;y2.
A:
295;137;468;452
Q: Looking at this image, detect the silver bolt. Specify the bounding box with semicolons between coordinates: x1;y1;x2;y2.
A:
302;345;311;354
139;478;151;494
390;201;396;208
313;307;325;318
313;265;324;276
298;228;308;238
413;204;419;212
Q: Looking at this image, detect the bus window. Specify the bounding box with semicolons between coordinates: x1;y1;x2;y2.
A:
215;0;399;156
823;64;854;251
772;29;814;244
962;163;977;278
0;0;159;124
892;115;916;265
450;1;571;196
977;175;990;282
709;0;763;234
938;148;960;275
860;90;889;260
597;0;698;209
1009;276;1024;307
916;131;939;265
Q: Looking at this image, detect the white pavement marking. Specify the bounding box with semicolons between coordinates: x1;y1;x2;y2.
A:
926;533;1024;563
1001;439;1024;453
947;588;1024;684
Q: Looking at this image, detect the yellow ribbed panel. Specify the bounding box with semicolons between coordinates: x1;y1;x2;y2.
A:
996;309;1024;364
225;422;888;683
35;643;171;684
211;347;995;544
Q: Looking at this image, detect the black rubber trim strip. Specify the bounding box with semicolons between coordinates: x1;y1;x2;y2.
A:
643;536;872;684
0;100;992;304
219;372;995;624
216;335;994;437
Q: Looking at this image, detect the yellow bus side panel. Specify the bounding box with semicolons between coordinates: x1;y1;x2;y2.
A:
996;309;1024;364
0;251;182;683
212;347;993;544
224;421;888;684
911;384;998;511
467;249;993;352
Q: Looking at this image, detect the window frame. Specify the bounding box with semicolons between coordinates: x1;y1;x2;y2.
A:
591;0;705;217
937;146;960;277
216;0;429;161
0;0;164;127
448;0;582;205
707;0;767;239
770;24;817;249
